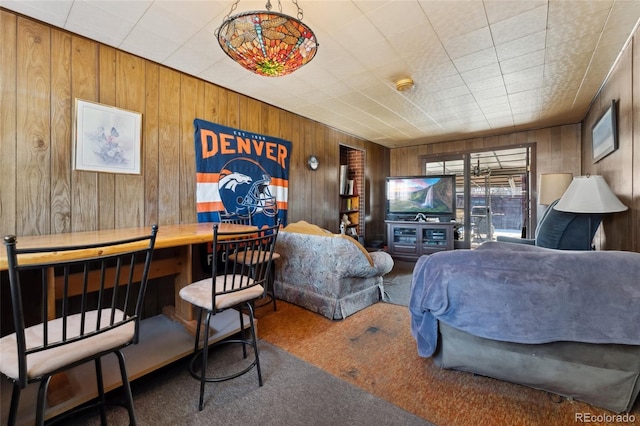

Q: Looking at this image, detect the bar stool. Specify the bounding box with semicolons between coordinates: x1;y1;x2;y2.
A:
179;223;280;411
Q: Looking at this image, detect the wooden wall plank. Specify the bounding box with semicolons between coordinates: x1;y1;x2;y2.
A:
70;35;99;232
0;11;17;235
157;67;181;225
50;27;72;234
97;44;117;230
144;62;160;226
179;74;200;224
16;17;51;236
115;51;145;228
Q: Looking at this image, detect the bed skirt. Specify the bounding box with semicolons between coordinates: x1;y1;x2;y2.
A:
434;322;640;413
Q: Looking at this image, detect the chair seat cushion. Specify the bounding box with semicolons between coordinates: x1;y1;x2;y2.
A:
180;275;264;311
0;309;134;380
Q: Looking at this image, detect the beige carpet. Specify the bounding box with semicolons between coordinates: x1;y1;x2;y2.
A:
256;301;639;426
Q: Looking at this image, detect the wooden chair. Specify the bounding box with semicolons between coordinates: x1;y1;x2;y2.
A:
178;223;279;411
0;226;158;425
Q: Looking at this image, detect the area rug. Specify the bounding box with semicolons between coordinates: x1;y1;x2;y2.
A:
70;340;430;426
257;301;639;426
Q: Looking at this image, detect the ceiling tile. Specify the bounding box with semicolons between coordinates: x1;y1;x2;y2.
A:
490;4;547;45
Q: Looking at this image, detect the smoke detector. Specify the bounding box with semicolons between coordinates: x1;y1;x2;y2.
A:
396;78;414;91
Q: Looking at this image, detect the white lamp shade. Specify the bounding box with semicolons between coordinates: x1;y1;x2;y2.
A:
539;173;573;205
554;175;628;213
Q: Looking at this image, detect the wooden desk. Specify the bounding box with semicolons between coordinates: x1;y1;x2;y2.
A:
0;222;256;425
0;222;255;323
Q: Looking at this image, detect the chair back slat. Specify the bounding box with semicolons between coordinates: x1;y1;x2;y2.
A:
210;222;279;310
219;212;253;225
3;225;158;388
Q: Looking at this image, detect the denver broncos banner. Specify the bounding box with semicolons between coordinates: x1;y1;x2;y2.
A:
194;119;290;228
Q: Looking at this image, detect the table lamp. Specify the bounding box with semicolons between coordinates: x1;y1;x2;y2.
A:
554;174;627;249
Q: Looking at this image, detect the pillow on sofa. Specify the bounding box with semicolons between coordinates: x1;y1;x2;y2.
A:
283;220;332;236
283;221;374;266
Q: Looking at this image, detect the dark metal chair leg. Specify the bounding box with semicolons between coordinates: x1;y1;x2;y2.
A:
35;376;52;426
238;308;247;358
115;350;137;426
199;312;212;411
8;382;21;426
194;307;203;353
95;358;107;424
246;302;263;386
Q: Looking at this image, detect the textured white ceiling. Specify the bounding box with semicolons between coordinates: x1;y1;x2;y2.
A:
3;0;639;148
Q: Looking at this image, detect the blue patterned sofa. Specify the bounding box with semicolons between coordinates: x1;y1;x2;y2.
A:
274;221;394;319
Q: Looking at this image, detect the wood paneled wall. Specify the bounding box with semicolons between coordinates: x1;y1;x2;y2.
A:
580;31;639;252
391;23;639;252
0;10;389;241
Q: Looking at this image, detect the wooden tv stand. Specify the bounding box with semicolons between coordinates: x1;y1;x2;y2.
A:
386;220;455;261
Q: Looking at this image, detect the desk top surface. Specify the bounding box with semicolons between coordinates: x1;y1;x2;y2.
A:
0;223;255;270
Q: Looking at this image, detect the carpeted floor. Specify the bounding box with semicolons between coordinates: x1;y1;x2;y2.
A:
382;260;416;306
257;301;640;426
68;339;429;425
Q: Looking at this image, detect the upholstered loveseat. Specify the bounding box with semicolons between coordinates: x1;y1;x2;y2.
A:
274;221;394;320
410;241;640;412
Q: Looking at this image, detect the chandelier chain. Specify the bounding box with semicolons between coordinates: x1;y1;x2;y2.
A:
222;0;240;24
292;0;304;20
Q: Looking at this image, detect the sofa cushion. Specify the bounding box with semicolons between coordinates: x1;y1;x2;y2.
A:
283;221;374;266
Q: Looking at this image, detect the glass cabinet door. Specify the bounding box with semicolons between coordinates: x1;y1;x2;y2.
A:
393;227;417;244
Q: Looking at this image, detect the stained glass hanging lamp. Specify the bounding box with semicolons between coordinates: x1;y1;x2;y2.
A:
216;0;319;77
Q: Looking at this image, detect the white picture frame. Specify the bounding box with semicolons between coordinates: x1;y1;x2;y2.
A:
73;99;142;174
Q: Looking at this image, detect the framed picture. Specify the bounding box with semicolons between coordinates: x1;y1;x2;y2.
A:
73;99;142;174
591;99;617;163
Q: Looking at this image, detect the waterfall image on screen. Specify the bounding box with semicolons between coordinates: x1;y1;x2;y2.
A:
386;175;455;218
422;185;434;208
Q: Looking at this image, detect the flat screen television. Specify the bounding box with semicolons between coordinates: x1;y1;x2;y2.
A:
386;175;456;221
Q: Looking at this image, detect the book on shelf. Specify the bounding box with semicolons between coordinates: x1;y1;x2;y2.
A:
346;179;354;195
339;165;348;195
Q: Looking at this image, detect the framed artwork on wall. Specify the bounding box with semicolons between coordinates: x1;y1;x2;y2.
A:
73;99;142;174
591;99;618;163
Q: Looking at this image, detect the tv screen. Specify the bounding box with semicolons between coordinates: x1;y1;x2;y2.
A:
386;175;456;220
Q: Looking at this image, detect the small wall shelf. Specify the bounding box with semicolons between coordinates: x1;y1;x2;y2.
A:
340;194;360;236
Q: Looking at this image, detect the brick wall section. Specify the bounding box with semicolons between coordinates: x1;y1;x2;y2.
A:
346;149;365;236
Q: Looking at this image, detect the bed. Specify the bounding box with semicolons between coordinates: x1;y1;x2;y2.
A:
409;241;640;413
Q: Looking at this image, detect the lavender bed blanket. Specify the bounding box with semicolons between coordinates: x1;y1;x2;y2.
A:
409;241;640;357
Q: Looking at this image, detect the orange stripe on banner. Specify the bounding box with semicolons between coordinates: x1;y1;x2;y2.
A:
197;201;224;213
277;200;288;210
271;177;288;188
197;172;220;183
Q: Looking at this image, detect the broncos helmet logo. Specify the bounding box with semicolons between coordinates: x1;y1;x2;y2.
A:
219;172;253;192
218;158;278;217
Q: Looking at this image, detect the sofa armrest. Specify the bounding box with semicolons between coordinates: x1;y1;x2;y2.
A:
369;251;394;276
